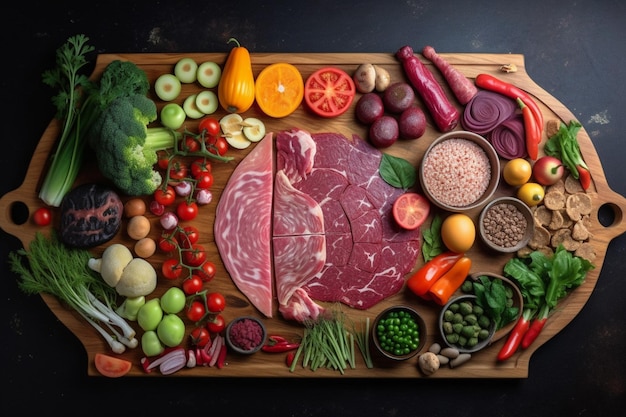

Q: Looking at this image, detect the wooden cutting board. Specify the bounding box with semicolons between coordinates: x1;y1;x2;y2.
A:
2;51;625;378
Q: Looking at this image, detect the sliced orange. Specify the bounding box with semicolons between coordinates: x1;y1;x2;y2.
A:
392;192;431;230
255;63;304;118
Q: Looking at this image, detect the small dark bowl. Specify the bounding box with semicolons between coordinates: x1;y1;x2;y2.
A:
479;196;534;253
439;294;496;354
225;316;267;355
372;305;427;361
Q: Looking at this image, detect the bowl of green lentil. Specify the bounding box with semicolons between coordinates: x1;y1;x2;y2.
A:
438;294;496;354
372;305;427;361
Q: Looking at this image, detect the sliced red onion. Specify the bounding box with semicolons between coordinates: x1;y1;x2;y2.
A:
462;90;517;134
489;115;527;160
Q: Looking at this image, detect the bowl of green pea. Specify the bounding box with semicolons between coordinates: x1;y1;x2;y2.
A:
439;294;496;354
372;305;427;361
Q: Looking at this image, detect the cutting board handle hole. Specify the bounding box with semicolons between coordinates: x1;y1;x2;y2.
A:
9;201;29;226
598;202;622;228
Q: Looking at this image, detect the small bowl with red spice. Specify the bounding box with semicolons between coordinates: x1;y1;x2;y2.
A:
225;316;267;355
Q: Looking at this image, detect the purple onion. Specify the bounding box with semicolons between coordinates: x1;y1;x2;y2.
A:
462;90;517;134
489;115;527;160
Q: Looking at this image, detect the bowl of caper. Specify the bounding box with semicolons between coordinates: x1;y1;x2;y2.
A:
438;294;496;354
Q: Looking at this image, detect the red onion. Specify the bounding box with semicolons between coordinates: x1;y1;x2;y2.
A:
489;115;527;160
462;90;517;134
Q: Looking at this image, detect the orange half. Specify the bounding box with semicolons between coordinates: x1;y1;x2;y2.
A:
255;63;304;118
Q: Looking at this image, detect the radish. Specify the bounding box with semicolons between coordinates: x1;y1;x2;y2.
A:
422;46;478;105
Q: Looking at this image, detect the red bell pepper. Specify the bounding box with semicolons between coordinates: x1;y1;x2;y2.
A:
406;252;464;299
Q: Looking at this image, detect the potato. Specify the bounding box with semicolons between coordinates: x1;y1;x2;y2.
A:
353;63;376;93
374;65;391;92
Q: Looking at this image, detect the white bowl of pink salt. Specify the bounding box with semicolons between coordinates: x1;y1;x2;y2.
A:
225;316;267;355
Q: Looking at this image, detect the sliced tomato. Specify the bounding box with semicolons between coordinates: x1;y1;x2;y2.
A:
304;67;356;118
392;192;430;230
94;353;132;378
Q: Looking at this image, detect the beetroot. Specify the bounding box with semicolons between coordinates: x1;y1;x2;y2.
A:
369;115;399;148
399;106;427;140
355;92;384;124
383;82;415;114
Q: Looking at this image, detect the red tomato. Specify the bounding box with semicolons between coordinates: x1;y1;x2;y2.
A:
176;225;200;248
198;116;220;137
158;235;178;253
207;314;226;334
189;326;210;347
180;136;201;153
32;207;52;226
157;151;171;170
392;192;430;230
177;201;198;221
169;160;189;181
197;260;217;282
183;244;207;267
206;292;226;313
186;300;206;322
94;353;132;378
206;135;229;156
304;67;356;118
162;258;184;280
195;172;214;189
182;275;204;295
190;158;211;178
154;186;176;206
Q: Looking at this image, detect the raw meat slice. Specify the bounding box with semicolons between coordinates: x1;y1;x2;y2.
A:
273;170;324;236
214;133;274;318
275;129;317;183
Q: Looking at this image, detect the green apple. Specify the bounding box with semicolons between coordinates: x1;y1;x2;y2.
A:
137;298;163;331
160;103;186;130
157;314;186;347
160;287;186;314
141;330;165;357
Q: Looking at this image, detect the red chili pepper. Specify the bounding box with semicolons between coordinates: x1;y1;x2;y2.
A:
406;252;464;298
285;351;295;367
517;98;539;160
475;74;544;131
262;341;300;353
426;256;472;306
216;342;227;369
497;312;532;361
521;317;548;349
576;165;591;190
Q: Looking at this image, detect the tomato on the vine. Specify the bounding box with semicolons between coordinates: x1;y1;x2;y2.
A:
190;158;211;178
158;235;178;252
206;292;226;313
195;172;214;189
162;258;184;280
176;225;200;248
154;186;176;206
157;151;171;170
183;244;207;267
177;201;199;221
182;275;204;295
169;160;189;181
32;207;52;226
197;260;217;282
189;326;210;347
186;300;206;322
206;135;229;156
207;314;226;334
198;116;220;137
180;136;201;153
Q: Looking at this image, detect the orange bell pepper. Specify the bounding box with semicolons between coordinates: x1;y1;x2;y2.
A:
426;256;472;306
406;252;464;299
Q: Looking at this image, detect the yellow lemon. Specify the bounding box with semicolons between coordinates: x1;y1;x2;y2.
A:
517;182;545;207
441;213;476;253
503;158;532;186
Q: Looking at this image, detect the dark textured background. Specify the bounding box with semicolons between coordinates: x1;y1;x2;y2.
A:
3;1;625;415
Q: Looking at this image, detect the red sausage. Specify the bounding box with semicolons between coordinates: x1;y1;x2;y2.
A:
422;45;477;105
396;45;459;132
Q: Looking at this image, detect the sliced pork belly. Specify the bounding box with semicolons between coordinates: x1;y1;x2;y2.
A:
214;133;274;318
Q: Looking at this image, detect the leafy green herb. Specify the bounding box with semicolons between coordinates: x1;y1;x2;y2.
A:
471;276;519;330
421;213;443;262
379;153;416;189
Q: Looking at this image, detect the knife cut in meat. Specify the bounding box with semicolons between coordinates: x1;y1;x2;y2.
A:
214;132;274;318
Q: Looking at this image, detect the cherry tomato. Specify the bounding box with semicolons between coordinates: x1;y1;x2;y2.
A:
186;300;206;322
206;292;226;313
182;275;204;295
207;314;226;334
154;186;176;206
198;116;220;137
177;201;199;221
206;135;229;156
304;67;356;118
157;151;171;170
162;258;184;280
197;260;217;282
195;172;214;190
32;207;52;226
176;225;200;248
190;158;211;178
169;160;189;181
180;136;201;153
158;234;178;252
189;326;210;347
183;244;207;267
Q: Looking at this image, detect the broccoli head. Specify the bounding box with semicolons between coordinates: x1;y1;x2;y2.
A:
88;94;181;196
